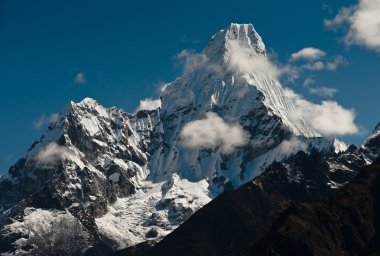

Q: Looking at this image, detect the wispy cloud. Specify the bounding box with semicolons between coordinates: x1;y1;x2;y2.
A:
326;55;348;71
308;86;338;97
156;82;170;94
73;72;86;85
325;0;380;52
303;78;315;87
33;113;59;129
36;142;70;164
281;49;347;83
180;112;249;154
175;49;222;75
302;77;338;98
277;137;308;155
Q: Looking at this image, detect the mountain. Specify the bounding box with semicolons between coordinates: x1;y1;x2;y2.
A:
0;23;369;255
137;123;380;256
136;147;368;256
0;98;156;255
245;158;380;256
155;23;342;187
137;125;380;256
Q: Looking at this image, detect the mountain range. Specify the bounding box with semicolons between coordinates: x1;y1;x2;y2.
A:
0;23;378;256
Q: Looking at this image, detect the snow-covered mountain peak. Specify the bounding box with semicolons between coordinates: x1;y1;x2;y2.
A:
69;97;109;117
161;23;319;139
76;97;99;108
203;23;266;64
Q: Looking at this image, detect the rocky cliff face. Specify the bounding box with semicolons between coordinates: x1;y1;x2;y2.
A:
246;158;380;256
0;23;372;255
0;98;157;255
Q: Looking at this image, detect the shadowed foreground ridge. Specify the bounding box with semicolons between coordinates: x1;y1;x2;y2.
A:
246;159;380;256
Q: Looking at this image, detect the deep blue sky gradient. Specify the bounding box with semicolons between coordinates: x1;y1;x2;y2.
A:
0;0;379;172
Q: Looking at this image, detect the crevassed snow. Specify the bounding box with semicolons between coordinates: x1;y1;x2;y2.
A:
95;174;211;250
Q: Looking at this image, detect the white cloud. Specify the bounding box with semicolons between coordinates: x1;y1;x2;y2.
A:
302;77;338;98
303;61;325;71
325;0;380;52
308;86;338;97
33;113;59;129
280;52;347;83
36;142;70;164
74;72;86;85
227;40;280;78
324;6;355;29
135;98;161;112
157;82;170;94
277;137;308;155
285;89;358;136
280;64;302;83
180;112;249;154
290;47;326;61
175;49;221;75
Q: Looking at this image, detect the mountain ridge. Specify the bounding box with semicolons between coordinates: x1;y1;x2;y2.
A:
245;158;380;256
0;23;371;255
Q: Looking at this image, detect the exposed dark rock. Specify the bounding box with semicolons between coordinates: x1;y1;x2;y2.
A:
246;159;380;256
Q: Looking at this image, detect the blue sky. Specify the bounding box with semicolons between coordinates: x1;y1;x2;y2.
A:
0;0;379;172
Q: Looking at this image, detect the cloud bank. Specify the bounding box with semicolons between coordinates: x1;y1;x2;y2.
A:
180;112;249;154
325;0;380;52
285;89;359;136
